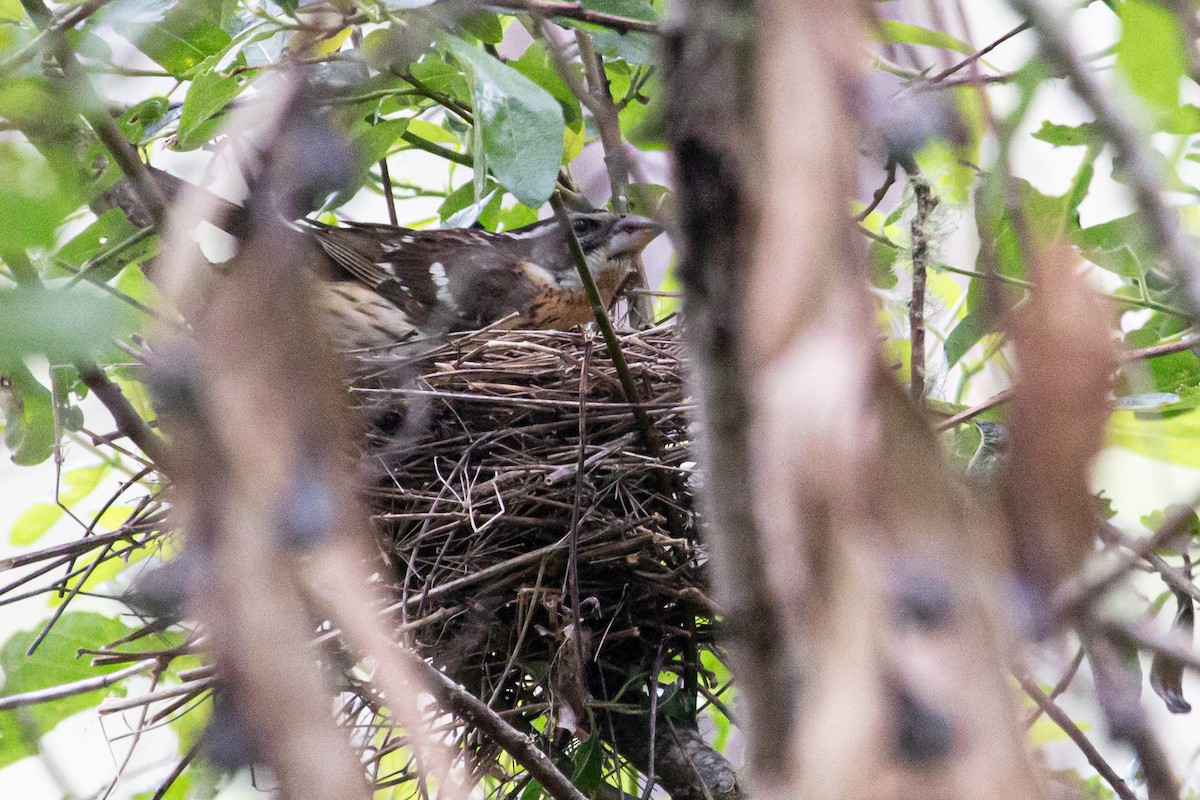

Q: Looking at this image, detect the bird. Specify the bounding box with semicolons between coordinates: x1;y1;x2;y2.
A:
965;420;1007;493
301;212;663;352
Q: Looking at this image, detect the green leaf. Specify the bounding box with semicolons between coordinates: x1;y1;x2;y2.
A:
498;202;539;231
405;118;459;146
1108;406;1200;467
0;143;84;252
8;466;118;546
1117;0;1187;109
409;53;473;108
575;1;659;64
877;20;973;54
510;41;583;129
0;285;137;365
1032;120;1102;147
0;0;23;22
0;363;54;466
459;11;505;44
611;66;666;150
326;118;411;209
116;97;171;144
439;179;502;227
870;238;899;289
571;737;604;794
1160;104;1200;134
944;309;984;369
123;0;233;76
9;503;62;546
1073;214;1151;279
0;612;136;769
177;56;252;150
54;209;153;281
446;37;565;207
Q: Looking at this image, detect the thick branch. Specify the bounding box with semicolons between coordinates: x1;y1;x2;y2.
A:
664;0;793;781
606;713;742;800
417;659;589;800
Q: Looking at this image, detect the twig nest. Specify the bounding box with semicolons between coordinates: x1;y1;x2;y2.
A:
348;324;710;731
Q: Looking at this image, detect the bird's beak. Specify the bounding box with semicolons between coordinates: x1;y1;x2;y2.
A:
609;215;663;256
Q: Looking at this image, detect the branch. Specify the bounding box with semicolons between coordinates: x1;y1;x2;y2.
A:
417;659;589;800
909;175;937;403
605;712;741;800
663;0;793;781
18;0;167;227
1016;675;1138;800
0;660;153;712
854;158;897;222
0;0;111;76
548;193;655;457
75;362;166;465
574;31;654;326
481;0;660;34
923;21;1030;85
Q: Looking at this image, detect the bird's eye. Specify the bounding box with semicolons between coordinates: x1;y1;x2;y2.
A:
571;218;600;237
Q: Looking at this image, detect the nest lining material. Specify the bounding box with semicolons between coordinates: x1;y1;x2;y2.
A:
349;323;711;729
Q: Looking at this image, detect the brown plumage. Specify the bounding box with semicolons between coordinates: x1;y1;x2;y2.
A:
302;212;662;351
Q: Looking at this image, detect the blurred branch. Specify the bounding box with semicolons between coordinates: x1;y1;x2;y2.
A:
854;158;897;222
1008;0;1200;314
1087;638;1179;800
1056;491;1200;619
922;21;1030;85
664;0;793;782
75;364;165;465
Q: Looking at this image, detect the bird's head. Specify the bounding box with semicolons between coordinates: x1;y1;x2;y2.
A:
510;211;663;297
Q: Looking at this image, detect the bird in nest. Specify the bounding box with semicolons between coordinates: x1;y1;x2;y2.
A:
122;167;663;350
301;211;663;351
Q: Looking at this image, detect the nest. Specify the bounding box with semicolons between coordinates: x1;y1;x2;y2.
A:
347;323;712;735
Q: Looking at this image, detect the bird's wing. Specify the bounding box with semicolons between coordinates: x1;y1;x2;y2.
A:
302;220;546;331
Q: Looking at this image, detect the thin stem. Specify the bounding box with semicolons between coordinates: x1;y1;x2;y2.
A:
550;190;684;538
854;158;897;222
380;158;399;226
